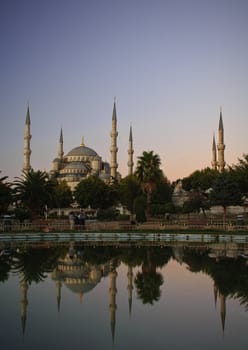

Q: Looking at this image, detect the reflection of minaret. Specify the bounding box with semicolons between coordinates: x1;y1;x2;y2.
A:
213;284;226;335
127;265;133;317
23;105;32;173
219;292;226;335
109;262;117;344
20;275;28;335
127;125;134;176
213;283;218;309
110;98;118;181
56;280;62;312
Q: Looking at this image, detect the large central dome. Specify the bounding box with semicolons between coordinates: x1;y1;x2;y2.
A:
66;145;98;157
51;138;111;191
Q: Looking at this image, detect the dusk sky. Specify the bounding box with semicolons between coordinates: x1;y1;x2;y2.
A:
1;0;248;182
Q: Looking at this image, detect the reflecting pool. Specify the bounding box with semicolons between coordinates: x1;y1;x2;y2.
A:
0;242;247;350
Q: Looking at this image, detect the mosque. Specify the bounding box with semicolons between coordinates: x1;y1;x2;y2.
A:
23;100;134;191
23;102;225;191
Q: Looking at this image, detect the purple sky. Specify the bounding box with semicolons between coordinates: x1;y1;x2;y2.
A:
0;0;248;182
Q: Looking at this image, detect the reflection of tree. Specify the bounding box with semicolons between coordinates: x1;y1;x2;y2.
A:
135;270;163;304
120;247;143;268
134;247;171;305
0;256;12;282
183;247;248;310
13;247;65;283
81;246;121;265
205;258;248;311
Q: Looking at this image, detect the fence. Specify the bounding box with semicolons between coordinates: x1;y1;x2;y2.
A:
0;218;248;233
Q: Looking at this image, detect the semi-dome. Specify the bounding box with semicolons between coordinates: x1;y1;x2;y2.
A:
66;145;98;157
63;162;89;171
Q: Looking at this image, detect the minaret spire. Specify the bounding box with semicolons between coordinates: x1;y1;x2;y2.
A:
110;99;118;181
211;133;217;170
127;125;134;176
58;128;64;160
23;105;32;173
217;107;225;172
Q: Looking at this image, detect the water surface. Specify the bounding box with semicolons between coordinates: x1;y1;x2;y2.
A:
0;242;247;349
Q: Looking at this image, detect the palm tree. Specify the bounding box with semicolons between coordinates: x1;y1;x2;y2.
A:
0;173;13;214
14;169;56;219
135;151;162;219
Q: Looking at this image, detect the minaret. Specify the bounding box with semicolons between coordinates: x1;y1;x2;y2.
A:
211;133;217;170
110;99;118;181
58;128;64;161
127;125;134;176
109;261;117;344
217;108;225;172
23;105;32;173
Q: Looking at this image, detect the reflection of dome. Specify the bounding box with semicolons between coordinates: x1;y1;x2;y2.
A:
66;145;98;157
64;281;98;294
52;254;110;297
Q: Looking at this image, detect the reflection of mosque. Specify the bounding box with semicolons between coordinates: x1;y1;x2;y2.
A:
19;246;232;339
19;247;134;344
51;245;111;307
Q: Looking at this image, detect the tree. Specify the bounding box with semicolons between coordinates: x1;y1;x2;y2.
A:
151;175;173;217
183;190;210;215
0;174;12;215
182;167;219;191
118;175;142;214
74;176;118;209
230;154;248;197
210;172;242;223
52;180;73;209
135;151;163;219
13;169;56;219
134;195;147;222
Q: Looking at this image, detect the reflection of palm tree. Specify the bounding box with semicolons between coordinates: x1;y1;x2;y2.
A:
134;247;167;305
0;256;12;282
135;270;163;304
13;247;64;283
